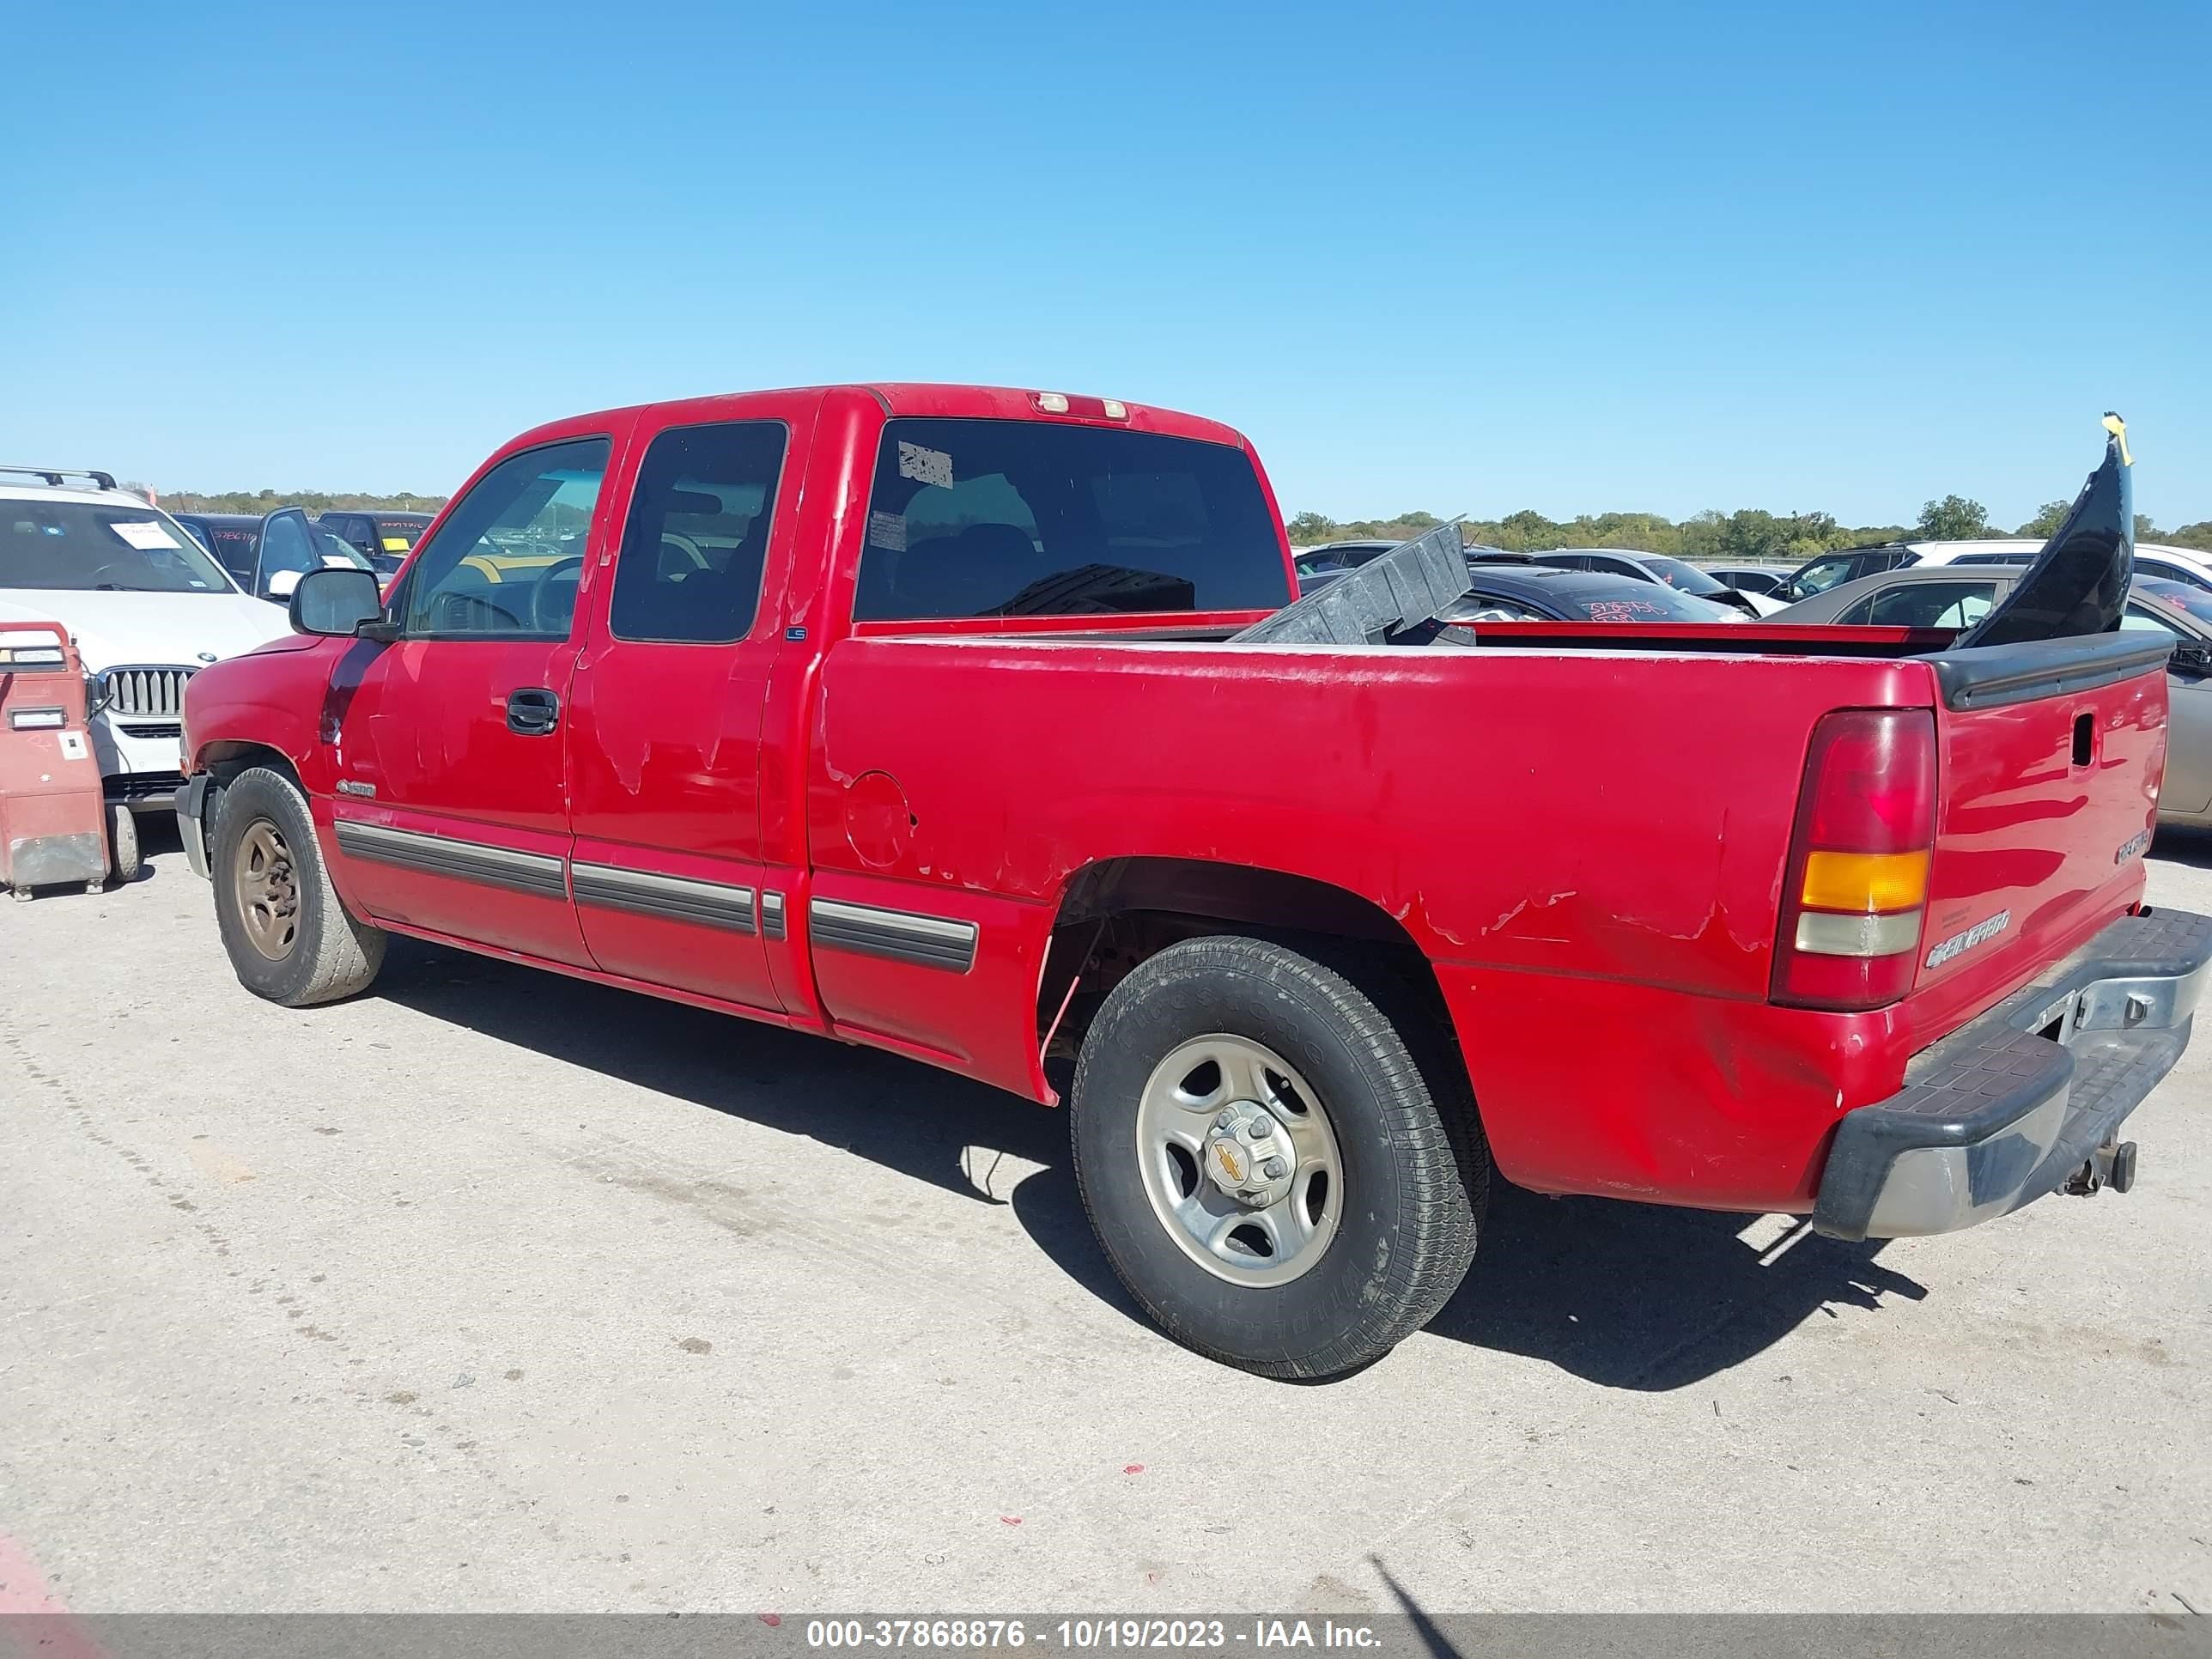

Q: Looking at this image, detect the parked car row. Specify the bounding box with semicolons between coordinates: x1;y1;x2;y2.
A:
167;507;436;602
1297;541;1786;615
12;444;2211;913
1740;537;2212;605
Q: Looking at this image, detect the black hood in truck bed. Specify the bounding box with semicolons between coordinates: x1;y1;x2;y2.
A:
1956;416;2135;649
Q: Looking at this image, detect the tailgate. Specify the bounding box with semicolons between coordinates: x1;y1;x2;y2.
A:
1916;634;2172;1007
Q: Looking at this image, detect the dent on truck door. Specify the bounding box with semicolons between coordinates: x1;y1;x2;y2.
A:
564;415;794;1012
324;435;613;966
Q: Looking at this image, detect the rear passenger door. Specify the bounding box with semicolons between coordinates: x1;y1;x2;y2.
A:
563;407;802;1012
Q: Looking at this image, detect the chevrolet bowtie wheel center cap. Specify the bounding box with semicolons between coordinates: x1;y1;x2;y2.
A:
1202;1103;1295;1207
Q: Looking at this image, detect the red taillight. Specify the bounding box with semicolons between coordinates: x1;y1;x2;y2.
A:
1771;708;1937;1012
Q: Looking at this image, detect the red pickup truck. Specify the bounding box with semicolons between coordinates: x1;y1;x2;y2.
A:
176;386;2209;1378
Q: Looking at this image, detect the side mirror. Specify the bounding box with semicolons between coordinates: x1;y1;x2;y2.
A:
289;568;386;638
2170;641;2212;677
264;568;302;599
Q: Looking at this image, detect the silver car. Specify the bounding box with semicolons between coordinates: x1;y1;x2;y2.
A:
1772;564;2212;830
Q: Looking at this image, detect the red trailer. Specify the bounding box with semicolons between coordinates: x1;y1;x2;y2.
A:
1;621;113;898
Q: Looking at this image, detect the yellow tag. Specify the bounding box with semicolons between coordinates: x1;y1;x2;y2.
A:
380;536;412;551
2102;412;2132;467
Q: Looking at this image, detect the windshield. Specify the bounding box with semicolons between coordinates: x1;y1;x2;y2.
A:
204;522;260;582
319;531;375;572
2137;575;2212;624
1563;584;1736;623
854;419;1290;619
1633;554;1732;597
374;515;431;553
0;501;237;593
1450;579;1736;624
1785;556;1856;599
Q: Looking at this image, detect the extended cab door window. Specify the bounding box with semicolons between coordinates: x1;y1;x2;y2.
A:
399;439;611;639
608;422;786;642
564;417;793;1013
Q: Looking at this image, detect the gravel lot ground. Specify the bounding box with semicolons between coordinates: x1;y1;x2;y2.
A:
3;821;2208;1616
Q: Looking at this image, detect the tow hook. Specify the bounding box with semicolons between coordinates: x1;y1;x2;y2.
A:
2063;1139;2139;1197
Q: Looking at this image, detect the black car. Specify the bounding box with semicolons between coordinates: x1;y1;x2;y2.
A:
170;508;371;601
1447;561;1741;624
1528;548;1766;617
318;510;434;580
1775;542;1919;601
1291;540;1403;594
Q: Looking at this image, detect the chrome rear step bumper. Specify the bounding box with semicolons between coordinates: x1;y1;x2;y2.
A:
1813;908;2211;1241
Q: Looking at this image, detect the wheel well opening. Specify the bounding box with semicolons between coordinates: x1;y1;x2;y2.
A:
195;744;305;828
1036;857;1462;1081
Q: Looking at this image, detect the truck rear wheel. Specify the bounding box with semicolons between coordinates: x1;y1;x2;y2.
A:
210;767;386;1007
1070;935;1485;1378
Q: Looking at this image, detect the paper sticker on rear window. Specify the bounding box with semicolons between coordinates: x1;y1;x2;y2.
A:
110;520;181;551
896;441;954;489
380;536;412;551
866;510;908;553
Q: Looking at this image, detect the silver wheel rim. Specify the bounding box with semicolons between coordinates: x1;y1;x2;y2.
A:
1134;1034;1343;1288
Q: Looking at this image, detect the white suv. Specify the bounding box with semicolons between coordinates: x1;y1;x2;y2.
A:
1907;537;2212;591
0;468;287;869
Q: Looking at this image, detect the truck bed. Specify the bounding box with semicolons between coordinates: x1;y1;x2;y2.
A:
809;619;2170;1211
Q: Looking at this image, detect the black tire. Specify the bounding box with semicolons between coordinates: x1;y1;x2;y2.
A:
106;802;140;884
1071;934;1486;1379
210;766;386;1006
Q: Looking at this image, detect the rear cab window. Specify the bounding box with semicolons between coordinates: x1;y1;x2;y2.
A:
853;419;1289;620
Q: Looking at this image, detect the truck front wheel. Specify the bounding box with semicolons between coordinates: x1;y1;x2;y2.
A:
210;767;386;1007
1070;935;1485;1378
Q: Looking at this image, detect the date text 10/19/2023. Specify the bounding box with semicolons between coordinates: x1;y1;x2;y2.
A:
805;1620;1382;1651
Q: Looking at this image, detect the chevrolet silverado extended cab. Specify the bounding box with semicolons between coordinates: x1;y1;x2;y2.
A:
176;387;2209;1377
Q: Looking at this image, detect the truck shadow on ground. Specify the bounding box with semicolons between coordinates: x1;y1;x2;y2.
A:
2153;826;2212;871
374;936;1926;1390
1425;1183;1925;1389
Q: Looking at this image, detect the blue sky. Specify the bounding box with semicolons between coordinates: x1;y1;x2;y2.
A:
6;0;2208;528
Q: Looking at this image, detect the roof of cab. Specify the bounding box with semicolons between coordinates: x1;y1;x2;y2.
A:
501;383;1254;455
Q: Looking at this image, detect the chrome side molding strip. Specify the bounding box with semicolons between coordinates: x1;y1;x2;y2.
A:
808;896;976;972
333;820;567;901
571;862;757;934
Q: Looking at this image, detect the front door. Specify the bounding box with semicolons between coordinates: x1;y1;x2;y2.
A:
564;410;798;1011
252;508;321;601
325;433;617;966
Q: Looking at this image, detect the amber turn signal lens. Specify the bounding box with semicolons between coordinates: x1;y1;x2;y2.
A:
1799;849;1929;915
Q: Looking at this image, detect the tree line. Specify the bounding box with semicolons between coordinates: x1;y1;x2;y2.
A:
150;488;449;514
1289;498;2212;560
